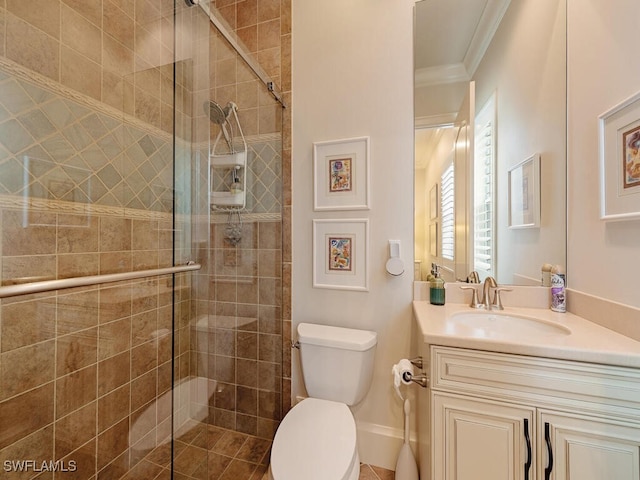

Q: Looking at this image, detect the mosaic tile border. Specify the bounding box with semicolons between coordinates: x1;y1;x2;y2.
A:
0;193;174;222
0;196;282;224
209;212;281;224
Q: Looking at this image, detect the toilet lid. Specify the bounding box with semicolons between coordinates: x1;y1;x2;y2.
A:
271;398;357;480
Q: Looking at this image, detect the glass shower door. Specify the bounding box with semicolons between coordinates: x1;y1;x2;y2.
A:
170;2;286;479
0;1;192;479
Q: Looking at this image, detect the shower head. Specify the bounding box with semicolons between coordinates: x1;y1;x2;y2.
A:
204;100;231;125
204;101;238;124
204;101;238;152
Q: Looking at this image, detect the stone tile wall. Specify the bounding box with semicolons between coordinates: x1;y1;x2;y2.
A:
191;0;291;438
0;2;202;478
193;219;282;439
0;272;192;479
0;0;181;135
0;0;293;478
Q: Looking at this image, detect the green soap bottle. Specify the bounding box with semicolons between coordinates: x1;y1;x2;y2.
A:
429;266;445;305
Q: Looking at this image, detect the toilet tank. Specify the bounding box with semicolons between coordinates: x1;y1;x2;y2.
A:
297;323;377;406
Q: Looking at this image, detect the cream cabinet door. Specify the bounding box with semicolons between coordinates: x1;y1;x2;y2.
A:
432;392;535;480
540;411;640;480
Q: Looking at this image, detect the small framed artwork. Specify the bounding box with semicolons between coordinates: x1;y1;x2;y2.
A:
312;219;369;291
508;154;541;229
429;222;438;257
313;137;370;211
429;184;438;220
599;90;640;221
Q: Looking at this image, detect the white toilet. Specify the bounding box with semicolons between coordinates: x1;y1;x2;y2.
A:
269;322;377;480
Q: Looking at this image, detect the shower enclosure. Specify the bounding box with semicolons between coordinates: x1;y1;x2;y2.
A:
0;1;288;479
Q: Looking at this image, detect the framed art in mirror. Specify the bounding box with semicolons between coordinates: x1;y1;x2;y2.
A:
313;136;370;211
430;184;438;220
429;222;438;257
599;90;640;221
508;154;541;228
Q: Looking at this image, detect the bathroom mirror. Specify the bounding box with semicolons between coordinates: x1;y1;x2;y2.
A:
414;0;567;285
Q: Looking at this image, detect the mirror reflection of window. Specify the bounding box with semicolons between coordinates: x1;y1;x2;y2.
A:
440;161;455;262
473;94;496;280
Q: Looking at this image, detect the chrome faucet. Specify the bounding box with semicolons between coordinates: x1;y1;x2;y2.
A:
481;276;498;310
466;271;480;283
460;275;512;310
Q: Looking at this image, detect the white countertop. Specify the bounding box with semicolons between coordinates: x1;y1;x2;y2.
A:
413;301;640;368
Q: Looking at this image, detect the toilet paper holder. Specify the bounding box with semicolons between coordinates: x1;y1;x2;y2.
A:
404;356;428;388
402;371;428;388
408;356;423;369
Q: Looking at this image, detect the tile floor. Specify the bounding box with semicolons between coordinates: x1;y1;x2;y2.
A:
126;421;395;480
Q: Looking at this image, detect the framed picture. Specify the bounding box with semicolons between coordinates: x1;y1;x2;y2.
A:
599;90;640;221
429;222;438;257
508;154;541;229
429;184;438;220
312;219;369;291
313;137;370;210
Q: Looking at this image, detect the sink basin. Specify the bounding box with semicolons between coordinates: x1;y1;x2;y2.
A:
449;311;571;337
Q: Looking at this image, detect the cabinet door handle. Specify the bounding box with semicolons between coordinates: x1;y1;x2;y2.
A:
524;418;532;479
544;422;554;480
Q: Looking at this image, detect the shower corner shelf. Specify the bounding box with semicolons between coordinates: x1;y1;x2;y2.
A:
210;150;246;167
210;191;245;208
210;150;247;210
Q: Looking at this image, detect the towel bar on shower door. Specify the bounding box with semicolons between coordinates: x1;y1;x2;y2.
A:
0;263;202;299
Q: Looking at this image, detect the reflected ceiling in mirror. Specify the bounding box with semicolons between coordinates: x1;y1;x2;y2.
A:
414;0;566;286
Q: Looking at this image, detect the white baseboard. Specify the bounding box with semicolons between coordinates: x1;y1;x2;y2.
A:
357;421;418;471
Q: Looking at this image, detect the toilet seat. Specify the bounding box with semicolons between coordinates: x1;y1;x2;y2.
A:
270;398;359;480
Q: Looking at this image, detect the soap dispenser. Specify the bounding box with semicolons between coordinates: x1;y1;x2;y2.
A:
429;264;445;306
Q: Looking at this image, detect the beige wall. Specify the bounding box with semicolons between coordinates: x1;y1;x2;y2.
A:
292;0;415;469
567;0;640;313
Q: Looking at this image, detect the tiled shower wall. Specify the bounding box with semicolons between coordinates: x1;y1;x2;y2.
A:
0;0;176;134
0;68;176;213
195;218;283;439
0;2;293;479
0;73;193;480
191;0;292;438
0;2;206;478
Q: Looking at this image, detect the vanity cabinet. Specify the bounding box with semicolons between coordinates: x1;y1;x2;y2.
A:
432;392;534;480
539;411;640;480
428;346;640;480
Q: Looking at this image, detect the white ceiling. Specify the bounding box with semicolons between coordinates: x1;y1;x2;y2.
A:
414;0;488;71
414;0;511;88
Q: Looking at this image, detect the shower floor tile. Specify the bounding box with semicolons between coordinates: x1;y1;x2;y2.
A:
138;421;394;480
